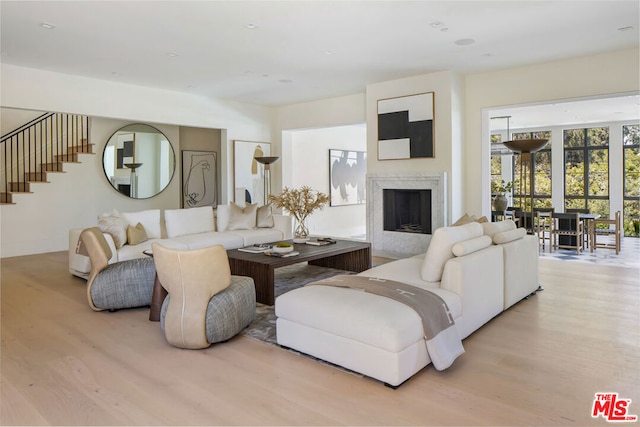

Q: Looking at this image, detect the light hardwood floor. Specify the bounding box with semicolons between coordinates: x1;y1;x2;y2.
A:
2;251;639;426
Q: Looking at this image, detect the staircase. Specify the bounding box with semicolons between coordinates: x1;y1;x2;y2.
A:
1;113;92;204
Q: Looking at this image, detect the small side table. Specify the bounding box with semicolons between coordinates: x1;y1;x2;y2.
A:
143;249;167;322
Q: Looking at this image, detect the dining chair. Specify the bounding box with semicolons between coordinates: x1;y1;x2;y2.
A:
567;208;591;248
534;207;554;252
491;210;507;222
551;212;584;254
590;211;621;255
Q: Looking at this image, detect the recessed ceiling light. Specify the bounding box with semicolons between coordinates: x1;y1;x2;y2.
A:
40;22;55;30
454;38;476;46
245;24;258;29
323;50;333;55
430;21;445;29
166;52;178;57
440;27;449;32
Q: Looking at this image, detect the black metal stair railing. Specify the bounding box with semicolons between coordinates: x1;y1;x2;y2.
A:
1;113;91;203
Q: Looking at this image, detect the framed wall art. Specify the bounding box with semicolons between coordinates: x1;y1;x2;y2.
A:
116;132;135;169
377;92;434;160
233;140;270;205
329;149;366;206
182;150;217;208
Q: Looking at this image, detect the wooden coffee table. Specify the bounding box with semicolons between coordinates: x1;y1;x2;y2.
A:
227;239;371;305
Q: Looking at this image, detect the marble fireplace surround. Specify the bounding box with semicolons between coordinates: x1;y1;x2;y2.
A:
367;172;447;258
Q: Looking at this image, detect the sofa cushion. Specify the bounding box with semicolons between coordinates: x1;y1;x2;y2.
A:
97;210;128;249
257;204;274;228
121;209;162;239
226;228;284;246
127;223;149;245
164;206;215;238
493;227;527;244
227;202;258;231
481;219;516;239
452;235;492;257
169;231;244;250
421;222;483;283
453;213;488;226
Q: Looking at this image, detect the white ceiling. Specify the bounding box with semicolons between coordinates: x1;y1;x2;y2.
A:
1;1;639;130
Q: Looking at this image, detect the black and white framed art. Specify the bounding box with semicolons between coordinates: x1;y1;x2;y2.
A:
377;92;434;160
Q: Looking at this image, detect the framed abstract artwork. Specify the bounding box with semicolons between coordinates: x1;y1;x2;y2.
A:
116;132;135;169
377;92;435;160
329;149;366;207
182;150;217;208
233;140;270;206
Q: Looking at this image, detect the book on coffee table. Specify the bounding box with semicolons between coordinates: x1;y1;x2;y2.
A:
238;244;272;253
264;250;300;258
306;237;336;246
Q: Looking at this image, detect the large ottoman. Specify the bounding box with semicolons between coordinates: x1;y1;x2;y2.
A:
275;283;455;387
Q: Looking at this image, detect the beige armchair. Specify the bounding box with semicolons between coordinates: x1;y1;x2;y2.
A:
152;243;256;349
77;227;156;311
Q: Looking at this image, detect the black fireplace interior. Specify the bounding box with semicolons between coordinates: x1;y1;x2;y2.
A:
383;189;432;234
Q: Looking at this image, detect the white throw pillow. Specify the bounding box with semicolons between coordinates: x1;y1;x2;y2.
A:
97;210;127;248
481;219;516;239
120;209;162;239
226;202;258;231
256;204;274;228
421;222;483;283
164;206;215;238
452;235;492;257
493;227;527;244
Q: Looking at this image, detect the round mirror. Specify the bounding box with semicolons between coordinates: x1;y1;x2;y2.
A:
103;124;175;199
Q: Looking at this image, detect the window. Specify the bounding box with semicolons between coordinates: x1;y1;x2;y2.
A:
512;131;552;210
490;133;503;195
623;124;640;236
563;127;610;216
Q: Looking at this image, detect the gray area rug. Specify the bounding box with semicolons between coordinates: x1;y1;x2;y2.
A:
240;263;353;345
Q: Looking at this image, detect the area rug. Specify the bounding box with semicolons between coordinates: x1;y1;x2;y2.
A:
240;263;353;345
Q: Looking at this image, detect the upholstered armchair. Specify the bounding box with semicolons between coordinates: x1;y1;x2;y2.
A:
77;227;156;311
152;243;256;349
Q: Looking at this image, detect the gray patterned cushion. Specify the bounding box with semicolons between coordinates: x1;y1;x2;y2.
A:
160;275;256;344
90;257;156;310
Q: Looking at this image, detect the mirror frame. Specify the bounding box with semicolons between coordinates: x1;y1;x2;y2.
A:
102;123;176;199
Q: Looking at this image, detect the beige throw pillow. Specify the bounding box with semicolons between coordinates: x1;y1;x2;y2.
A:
256;204;274;228
97;210;127;248
127;222;149;245
226;202;258;230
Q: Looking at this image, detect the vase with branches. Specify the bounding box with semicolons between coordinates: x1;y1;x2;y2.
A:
268;186;330;242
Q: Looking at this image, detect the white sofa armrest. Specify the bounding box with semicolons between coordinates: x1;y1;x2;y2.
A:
68;228;118;279
440;245;504;339
273;214;293;240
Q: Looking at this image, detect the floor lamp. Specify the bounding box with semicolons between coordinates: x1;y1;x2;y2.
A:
254;156;279;205
495;116;549;231
124;162;143;198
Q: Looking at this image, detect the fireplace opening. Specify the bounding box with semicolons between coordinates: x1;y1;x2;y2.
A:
383;189;432;234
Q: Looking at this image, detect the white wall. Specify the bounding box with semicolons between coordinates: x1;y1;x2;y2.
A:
0;64;273;257
464;48;640;218
288;124;367;238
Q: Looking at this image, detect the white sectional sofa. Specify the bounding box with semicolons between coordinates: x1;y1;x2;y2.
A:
276;219;539;387
69;204;292;279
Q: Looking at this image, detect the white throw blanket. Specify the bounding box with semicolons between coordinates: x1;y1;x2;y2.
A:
307;275;464;370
